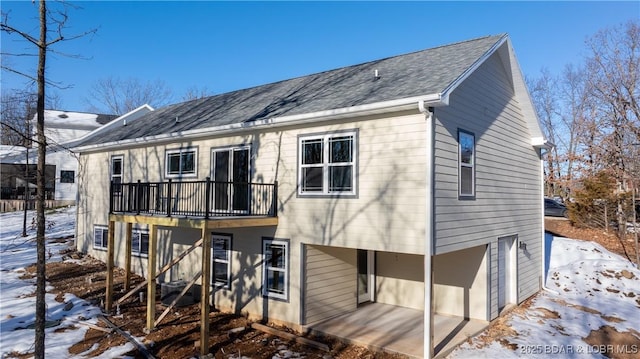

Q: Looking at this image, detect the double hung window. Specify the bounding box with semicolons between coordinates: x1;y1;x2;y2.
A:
298;131;357;196
262;238;288;300
212;234;231;288
111;155;123;193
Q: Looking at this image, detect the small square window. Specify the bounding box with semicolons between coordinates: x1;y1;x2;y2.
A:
60;170;75;183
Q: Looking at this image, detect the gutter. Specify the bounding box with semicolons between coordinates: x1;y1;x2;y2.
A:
73;94;446;153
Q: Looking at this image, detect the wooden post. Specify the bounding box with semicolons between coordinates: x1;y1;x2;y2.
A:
105;220;115;313
146;224;157;331
200;224;211;356
124;222;133;290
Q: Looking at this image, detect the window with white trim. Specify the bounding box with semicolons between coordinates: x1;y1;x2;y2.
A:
165;147;197;178
111;155;123;193
93;225;108;250
459;130;475;198
262;238;288;300
132;229;149;257
211;234;231;288
298;131;356;196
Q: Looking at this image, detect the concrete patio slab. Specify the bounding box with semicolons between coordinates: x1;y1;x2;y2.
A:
305;303;488;358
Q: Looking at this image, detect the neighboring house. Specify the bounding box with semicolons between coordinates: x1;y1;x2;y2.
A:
73;34;550;358
0;106;153;208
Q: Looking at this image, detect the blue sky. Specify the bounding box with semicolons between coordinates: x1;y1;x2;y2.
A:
1;1;638;113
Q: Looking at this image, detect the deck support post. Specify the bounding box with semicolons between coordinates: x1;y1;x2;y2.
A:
146;224;157;331
105;220;115;313
124;222;132;290
200;223;211;356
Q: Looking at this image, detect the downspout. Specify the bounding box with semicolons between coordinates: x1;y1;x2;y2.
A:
419;100;435;359
539;147;559;295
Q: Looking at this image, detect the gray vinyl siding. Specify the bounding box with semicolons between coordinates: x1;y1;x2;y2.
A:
433;51;542;254
433;51;543;311
488;241;498;320
303;245;356;325
516;226;542;301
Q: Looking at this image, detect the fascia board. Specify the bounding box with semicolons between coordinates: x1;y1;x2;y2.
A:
74;95;445;154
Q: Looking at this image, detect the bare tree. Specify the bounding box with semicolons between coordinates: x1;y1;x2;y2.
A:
86;76;174;115
182;85;213;101
585;20;640;237
1;1;96;357
1;91;36;145
557;64;592;193
528;69;562;197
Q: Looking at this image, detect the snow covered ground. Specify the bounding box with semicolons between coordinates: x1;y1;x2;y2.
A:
0;207;136;358
449;236;640;358
1;207;639;358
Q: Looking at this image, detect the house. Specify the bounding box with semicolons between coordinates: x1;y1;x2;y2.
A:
72;34;550;358
0;106;152;210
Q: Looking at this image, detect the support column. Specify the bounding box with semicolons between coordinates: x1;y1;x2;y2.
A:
105;220;115;313
124;222;133;290
200;224;211;356
146;224;157;331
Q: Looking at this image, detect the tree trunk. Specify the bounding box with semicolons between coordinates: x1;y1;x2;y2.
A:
34;1;47;358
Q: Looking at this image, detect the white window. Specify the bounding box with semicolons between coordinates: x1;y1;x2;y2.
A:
298;131;357;196
93;225;108;250
111;155;123;193
132;230;149;257
459;130;475;198
211;234;231;288
166;147;197;178
262;238;288;300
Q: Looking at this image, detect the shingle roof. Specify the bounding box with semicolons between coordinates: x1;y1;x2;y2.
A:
79;34;505;146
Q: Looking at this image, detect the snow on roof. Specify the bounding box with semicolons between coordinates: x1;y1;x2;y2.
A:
37;110;117;129
0;145;26;157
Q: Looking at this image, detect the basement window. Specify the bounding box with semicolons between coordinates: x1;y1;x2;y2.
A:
262;238;289;301
93;225;108;250
132;230;149;257
212;234;232;289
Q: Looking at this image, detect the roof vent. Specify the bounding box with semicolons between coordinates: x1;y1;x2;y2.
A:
175;116;180;124
374;69;380;80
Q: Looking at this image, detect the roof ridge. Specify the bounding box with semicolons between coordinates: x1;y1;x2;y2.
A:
176;34;505;107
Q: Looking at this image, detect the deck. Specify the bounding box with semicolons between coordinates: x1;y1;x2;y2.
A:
109;179;277;221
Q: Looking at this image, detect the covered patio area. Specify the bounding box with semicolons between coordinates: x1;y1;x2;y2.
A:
305;303;488;358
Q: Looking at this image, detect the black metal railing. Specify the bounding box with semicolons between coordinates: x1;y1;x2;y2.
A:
109;178;277;218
